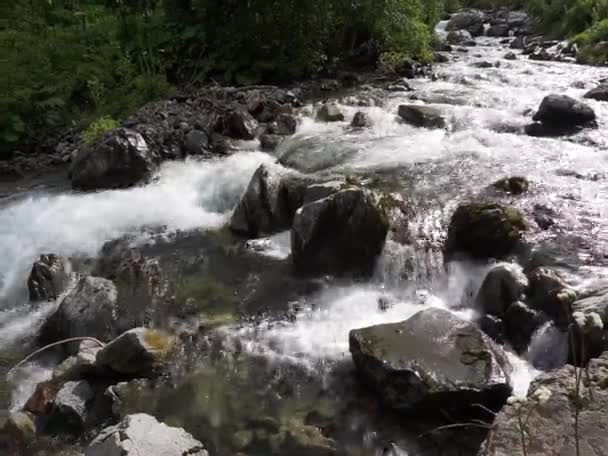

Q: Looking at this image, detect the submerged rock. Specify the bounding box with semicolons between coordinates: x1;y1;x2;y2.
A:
445;202;527;260
291;187;389;277
39;276;120;352
316;103;345;122
86;413;208;456
504;52;517;60
479;352;608;456
270;420;337;456
397;105;446;129
95;328;176;377
27;254;70;301
349;308;512;417
71;128;157;190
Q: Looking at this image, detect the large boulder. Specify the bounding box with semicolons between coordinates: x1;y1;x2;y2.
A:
584;84;608;102
291;187;389;277
397;105;446;129
487;23;510;37
526;94;597;136
71;128;157;190
39;276;122;352
447;30;474;45
447;11;484;37
350;308;512;417
27;254;70;301
475;263;528;317
445;203;528;260
95;328;176;377
86;413;208;456
230;165;317;237
478;352;608;456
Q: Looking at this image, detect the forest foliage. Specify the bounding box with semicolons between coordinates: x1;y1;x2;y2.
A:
1;0;606;156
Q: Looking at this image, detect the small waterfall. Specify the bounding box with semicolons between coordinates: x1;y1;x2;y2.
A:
526;321;569;371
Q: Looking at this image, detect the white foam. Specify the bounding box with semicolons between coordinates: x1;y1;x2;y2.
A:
0;152;276;308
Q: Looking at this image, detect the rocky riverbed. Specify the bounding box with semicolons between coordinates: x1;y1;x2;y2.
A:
1;8;608;456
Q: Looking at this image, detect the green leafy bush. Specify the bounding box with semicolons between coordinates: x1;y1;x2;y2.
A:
83;116;119;145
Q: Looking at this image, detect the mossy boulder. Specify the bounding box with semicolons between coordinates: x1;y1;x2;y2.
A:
291;187;389;277
445;202;528;260
95;328;177;377
349;308;512;417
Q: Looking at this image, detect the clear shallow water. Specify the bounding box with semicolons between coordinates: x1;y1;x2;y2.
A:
1;32;607;455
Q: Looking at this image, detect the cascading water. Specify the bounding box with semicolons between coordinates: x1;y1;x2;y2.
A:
1;23;607;456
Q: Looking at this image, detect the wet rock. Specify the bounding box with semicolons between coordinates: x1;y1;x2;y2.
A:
267;113;298;136
52;340;103;381
86;413;208;456
3;411;36;444
570;288;608;364
445;202;527;260
475;263;528;317
526;267;576;327
510;36;526;49
397;105;446;129
524;122;584;137
259;134;284;152
39;276;120;352
529;48;552;61
350;111;372;129
183;129;209;155
71;128;157;190
437;42;453;52
479;352;608;456
316;103;345;122
533;204;556;230
94;240;164;331
532;94;597;130
492;176;529;195
230;165;314;237
291;187;389;277
479;314;505;344
447;11;484;37
447;30;473;45
96;328;176;377
24;380;59;415
487;23;510;37
209;133;233;155
584;84;608;102
434;52;449;63
350;308;512;417
471;61;495;68
504;52;517;60
302;181;343;205
52;380;94;430
223;109;258;140
27;254;70;301
503;301;546;353
270;420;337;456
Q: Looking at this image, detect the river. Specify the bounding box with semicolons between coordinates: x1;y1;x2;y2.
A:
1;24;607;456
